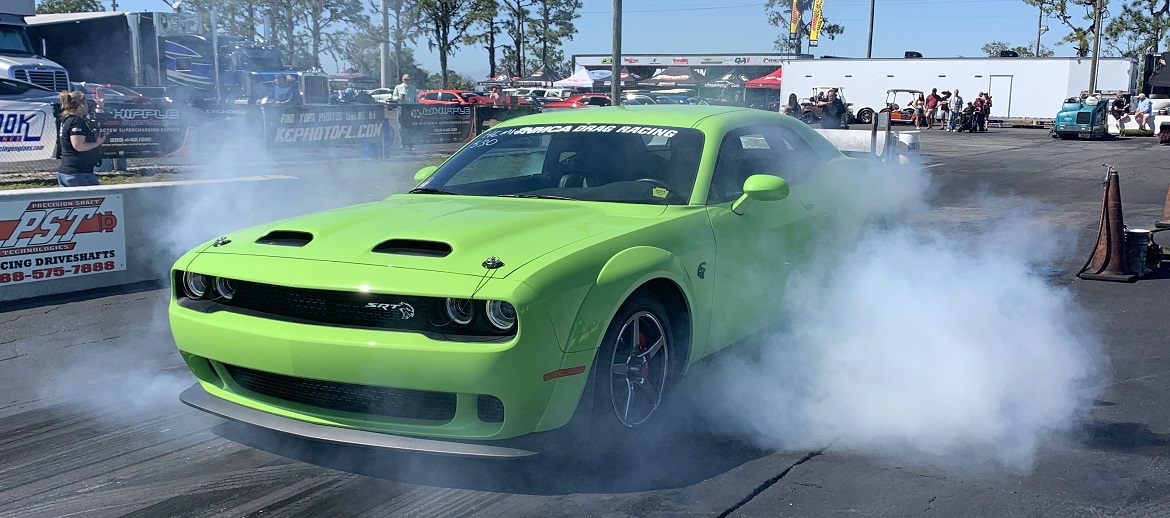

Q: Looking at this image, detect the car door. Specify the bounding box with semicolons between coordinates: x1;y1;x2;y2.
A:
438;92;459;104
703;124;821;352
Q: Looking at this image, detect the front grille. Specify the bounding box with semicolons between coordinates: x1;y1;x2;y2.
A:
1076;111;1091;124
224;363;457;421
14;69;69;92
230;280;444;333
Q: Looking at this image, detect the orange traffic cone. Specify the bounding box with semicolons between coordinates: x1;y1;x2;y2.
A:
1156;185;1170;229
1078;167;1138;282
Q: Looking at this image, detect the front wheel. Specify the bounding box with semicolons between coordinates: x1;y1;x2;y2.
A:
594;293;675;430
800;111;817;124
856;108;874;125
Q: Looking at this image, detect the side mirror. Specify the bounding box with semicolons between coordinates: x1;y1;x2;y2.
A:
731;174;790;215
414;165;438;183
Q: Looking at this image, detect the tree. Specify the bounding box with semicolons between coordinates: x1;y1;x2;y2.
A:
764;0;844;54
1023;0;1107;57
464;0;501;78
300;0;363;69
377;0;425;85
981;40;1056;57
333;18;428;79
418;0;477;88
498;0;535;76
36;0;104;13
1104;0;1170;58
526;0;580;74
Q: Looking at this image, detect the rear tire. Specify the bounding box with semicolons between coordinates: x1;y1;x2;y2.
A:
800;111;817;124
856;108;874;125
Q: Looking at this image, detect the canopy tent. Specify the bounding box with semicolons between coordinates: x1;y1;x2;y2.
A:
703;69;751;87
638;66;701;88
553;66;608;88
745;67;783;89
594;67;641;89
515;65;562;86
477;70;519;87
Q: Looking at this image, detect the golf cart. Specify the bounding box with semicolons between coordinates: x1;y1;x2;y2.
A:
797;86;852;127
880;89;923;124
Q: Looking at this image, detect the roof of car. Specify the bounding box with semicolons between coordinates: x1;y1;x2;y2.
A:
493;105;765;129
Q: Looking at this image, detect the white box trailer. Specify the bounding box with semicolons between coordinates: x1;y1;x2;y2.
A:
778;57;1137;124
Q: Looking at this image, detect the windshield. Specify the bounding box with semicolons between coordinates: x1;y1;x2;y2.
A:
0;25;34;56
0;78;48;95
417;125;704;205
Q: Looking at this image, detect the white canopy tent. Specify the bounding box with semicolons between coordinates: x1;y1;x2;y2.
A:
553;67;609;89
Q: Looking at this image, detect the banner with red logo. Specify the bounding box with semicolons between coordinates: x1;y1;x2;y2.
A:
0;195;126;286
810;0;826;47
790;0;800;35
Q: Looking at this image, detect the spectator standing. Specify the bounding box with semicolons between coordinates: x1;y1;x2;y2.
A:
939;90;952;130
980;93;993;131
925;88;941;129
1134;93;1153;131
394;74;420;150
780;93;800;116
56;91;106;187
816;89;847;130
912;92;926;129
971;95;986;132
1111;92;1130;133
488;86;511;107
948;89;964;131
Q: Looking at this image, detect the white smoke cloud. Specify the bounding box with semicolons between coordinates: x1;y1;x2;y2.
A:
697;159;1106;473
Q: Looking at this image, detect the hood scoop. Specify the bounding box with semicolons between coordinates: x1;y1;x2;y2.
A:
256;230;314;247
372;239;452;258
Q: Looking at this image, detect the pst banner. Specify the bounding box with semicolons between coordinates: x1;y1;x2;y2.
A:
263;104;386;149
0;195;126;286
810;0;825;47
0;101;55;162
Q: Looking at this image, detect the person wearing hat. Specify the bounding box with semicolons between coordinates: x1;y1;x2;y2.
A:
1134;93;1154;131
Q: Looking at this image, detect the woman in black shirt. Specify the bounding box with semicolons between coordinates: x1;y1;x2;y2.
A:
56;90;106;187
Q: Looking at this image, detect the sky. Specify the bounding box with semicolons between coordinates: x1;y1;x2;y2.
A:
112;0;1081;79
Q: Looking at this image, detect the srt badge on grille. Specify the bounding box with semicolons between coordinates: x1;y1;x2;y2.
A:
365;302;416;319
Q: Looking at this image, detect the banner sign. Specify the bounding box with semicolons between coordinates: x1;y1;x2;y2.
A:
790;0;800;35
810;0;825;47
0;101;55;162
401;105;474;144
0;195;126;286
95;104;190;158
263;104;386;149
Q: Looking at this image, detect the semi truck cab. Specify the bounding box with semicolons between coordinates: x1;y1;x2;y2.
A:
0;9;71;93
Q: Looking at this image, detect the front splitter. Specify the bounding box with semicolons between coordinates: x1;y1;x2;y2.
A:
179;384;539;458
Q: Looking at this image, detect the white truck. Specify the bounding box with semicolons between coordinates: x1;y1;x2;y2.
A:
778;57;1137;124
0;0;70;92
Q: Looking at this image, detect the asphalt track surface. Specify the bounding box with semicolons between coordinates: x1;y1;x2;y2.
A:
3;128;1170;517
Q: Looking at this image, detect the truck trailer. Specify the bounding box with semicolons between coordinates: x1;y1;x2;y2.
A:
0;0;70;92
25;11;293;102
777;56;1137;124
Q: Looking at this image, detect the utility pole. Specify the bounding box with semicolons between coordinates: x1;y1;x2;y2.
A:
867;0;875;58
1088;0;1103;93
1036;2;1044;56
610;0;621;103
380;0;390;88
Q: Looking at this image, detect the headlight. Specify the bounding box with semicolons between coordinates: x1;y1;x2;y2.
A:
214;277;236;300
445;298;474;325
485;300;516;330
182;271;209;299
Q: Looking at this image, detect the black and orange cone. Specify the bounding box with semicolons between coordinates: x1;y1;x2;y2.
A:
1078;167;1138;282
1156;185;1170;229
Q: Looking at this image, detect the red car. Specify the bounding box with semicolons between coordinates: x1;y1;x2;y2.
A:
417;89;491;105
75;82;152;105
540;93;611;109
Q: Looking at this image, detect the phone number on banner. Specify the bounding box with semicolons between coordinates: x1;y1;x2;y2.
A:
0;260;121;285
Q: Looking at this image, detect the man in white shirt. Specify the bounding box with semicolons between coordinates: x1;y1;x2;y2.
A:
392;74;419;104
392;74;420;149
1134;93;1154;131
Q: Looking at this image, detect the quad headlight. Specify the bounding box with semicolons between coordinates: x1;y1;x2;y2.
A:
182;271;210;299
444;298;475;325
214;277;236;300
485;300;516;331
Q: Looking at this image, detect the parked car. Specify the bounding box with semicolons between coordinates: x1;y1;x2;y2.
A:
368;87;395;103
620;94;657;105
73;82;152;106
171;105;858;457
418;89;493;105
540;93;611;109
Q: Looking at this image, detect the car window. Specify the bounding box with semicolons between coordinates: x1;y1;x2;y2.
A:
707;124;821;204
0;79;35;96
419;125;705;205
439;92;458;102
587;97;611;107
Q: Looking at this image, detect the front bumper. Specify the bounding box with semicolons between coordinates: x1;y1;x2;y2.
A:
171;254;596;443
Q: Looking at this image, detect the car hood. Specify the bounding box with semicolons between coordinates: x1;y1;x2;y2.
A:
198;195;667;277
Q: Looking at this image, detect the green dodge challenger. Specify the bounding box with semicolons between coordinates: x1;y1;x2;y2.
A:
171;105;859;457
